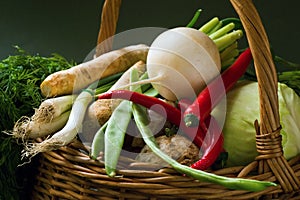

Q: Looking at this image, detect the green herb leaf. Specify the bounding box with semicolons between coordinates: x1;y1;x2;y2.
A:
0;46;74;200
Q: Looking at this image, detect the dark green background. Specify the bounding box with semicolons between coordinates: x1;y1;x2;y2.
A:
1;0;299;64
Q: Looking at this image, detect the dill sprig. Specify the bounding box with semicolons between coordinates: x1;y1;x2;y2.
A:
0;46;74;200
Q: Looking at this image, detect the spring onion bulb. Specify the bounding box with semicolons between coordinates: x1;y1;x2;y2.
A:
12;111;70;139
31;95;77;123
21;88;94;160
11;95;76;139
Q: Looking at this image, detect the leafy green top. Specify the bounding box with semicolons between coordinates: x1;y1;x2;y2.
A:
0;46;74;200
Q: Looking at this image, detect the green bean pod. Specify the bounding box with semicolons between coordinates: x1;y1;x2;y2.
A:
90;122;107;160
104;100;132;177
104;68;142;177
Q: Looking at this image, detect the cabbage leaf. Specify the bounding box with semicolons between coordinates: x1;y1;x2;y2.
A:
212;80;300;167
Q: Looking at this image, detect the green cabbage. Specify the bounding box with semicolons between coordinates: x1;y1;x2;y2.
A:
212;80;300;167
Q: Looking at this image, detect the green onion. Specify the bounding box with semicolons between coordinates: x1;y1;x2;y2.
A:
21;85;95;160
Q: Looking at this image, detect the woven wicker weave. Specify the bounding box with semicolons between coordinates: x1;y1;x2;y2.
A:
31;0;300;199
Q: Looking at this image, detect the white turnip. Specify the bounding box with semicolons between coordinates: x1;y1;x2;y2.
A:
146;27;221;101
118;27;222;101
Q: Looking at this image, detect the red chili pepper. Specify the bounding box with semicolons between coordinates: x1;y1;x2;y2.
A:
190;115;224;170
183;48;252;127
98;90;182;125
97;90;206;147
176;98;208;148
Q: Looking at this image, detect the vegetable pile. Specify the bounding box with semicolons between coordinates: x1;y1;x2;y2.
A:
4;9;300;196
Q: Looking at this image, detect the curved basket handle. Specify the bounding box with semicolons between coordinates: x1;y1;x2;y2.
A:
95;0;122;57
230;0;300;193
230;0;279;132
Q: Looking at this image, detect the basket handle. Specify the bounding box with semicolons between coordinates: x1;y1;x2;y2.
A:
95;0;122;57
230;0;300;193
230;0;279;133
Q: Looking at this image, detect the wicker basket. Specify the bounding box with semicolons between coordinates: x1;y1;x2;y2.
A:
31;0;300;199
